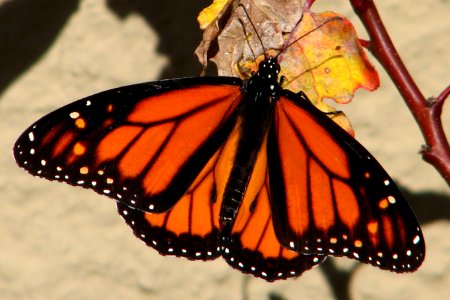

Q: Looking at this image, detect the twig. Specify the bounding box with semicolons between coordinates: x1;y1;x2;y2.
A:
349;0;450;185
303;0;315;11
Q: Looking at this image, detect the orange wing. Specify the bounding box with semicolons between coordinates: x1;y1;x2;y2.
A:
267;93;425;272
14;78;242;214
222;135;325;281
115;119;245;260
116;143;225;259
116;120;326;278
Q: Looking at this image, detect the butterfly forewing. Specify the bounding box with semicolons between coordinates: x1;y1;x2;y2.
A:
267;94;425;272
14;78;242;214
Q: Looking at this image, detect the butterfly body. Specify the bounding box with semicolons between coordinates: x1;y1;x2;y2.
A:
14;56;424;281
219;58;279;228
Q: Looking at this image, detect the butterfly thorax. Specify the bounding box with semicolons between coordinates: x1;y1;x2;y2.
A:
220;57;282;230
243;57;282;103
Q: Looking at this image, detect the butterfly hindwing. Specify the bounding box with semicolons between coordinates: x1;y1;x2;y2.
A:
116;146;225;260
222;136;326;281
116;115;256;261
267;92;425;272
14;77;243;214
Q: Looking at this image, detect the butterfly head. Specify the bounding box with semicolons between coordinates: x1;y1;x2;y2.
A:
256;57;280;80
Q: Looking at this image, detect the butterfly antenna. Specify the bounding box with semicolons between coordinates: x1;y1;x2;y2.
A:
275;16;343;60
237;17;258;62
238;3;267;59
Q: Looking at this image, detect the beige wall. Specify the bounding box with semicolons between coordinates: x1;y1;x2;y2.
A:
1;0;448;299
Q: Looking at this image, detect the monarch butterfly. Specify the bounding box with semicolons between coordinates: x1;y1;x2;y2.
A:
13;54;425;280
13;6;425;280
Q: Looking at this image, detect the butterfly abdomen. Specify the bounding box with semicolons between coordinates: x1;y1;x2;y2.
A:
219;59;280;228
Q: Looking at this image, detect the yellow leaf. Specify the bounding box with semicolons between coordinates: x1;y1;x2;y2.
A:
196;3;379;136
279;12;379;105
198;0;230;29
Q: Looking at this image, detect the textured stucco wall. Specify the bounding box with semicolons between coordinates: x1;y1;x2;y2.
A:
1;1;449;299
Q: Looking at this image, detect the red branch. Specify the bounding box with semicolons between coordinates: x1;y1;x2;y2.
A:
303;0;315;11
349;0;450;186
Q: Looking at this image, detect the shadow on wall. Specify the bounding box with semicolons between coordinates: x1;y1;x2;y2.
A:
249;186;450;300
107;0;211;78
0;0;209;98
2;2;449;300
0;0;79;97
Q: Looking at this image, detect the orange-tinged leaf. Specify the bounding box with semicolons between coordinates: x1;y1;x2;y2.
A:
196;1;379;135
279;12;379;106
314;101;355;137
195;0;303;72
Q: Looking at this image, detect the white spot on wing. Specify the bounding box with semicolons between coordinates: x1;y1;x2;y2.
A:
388;195;396;204
70;112;80;119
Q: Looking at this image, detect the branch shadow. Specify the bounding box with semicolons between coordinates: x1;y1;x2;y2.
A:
106;0;211;79
0;0;79;98
401;186;450;224
248;185;450;300
0;0;211;100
